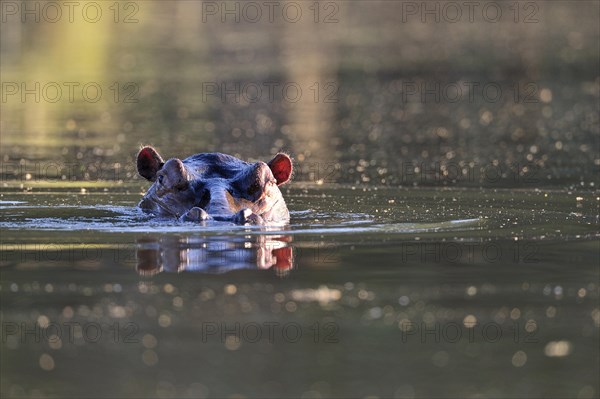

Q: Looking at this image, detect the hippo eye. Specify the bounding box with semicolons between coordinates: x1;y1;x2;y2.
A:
195;189;211;209
174;180;189;191
247;182;260;196
157;175;164;184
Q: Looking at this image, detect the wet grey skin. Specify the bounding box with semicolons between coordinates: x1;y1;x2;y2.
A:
136;146;293;225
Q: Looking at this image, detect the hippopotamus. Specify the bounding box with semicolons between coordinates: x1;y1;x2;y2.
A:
136;146;293;224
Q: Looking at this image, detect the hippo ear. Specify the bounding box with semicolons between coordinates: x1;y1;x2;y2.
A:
268;153;292;185
137;146;164;181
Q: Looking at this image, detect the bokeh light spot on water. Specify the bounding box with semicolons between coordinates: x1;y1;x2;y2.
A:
142;334;158;349
398;319;413;333
398;296;410;306
224;284;238;295
554;286;564;299
546;306;557;318
158;314;172;328
163;283;176;294
37;315;50;328
539;88;553;103
39;354;55;371
172;296;184;309
285;301;298;312
109;305;127;318
544;341;572;357
367;307;384;320
358;289;375;301
463;315;477;328
224;336;241;351
511;308;521;320
511;351;528;367
142;350;159;366
525;320;537;333
290;286;342;304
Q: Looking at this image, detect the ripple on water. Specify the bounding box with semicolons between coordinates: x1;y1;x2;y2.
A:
0;202;486;236
0;188;597;240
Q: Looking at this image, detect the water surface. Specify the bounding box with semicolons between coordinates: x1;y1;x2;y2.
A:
1;183;598;398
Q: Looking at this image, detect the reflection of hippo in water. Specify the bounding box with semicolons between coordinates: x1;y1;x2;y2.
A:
136;234;294;276
136;146;293;224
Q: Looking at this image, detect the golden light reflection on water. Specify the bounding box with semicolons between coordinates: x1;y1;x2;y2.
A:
1;1;341;160
544;340;572;358
142;349;158;366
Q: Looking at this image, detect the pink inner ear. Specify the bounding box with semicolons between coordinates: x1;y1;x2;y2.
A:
139;148;155;162
269;154;292;185
137;146;164;181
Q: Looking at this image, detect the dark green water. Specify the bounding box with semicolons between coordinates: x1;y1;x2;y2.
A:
1;185;598;398
1;1;599;398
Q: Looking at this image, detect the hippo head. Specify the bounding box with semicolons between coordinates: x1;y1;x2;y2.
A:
136;146;293;224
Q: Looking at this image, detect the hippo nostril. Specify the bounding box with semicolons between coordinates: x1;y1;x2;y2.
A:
195;189;211;209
